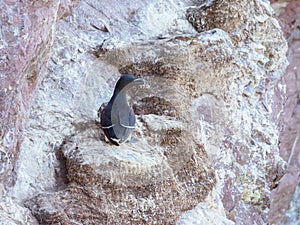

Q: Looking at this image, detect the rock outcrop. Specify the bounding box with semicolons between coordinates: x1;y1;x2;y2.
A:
0;0;289;224
0;0;79;190
269;1;300;224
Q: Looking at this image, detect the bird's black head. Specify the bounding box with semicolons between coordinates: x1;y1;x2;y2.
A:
114;74;144;93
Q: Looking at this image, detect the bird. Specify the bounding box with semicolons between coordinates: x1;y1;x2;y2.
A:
100;74;144;146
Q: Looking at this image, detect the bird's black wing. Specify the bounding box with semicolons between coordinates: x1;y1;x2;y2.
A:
100;104;113;128
100;104;120;145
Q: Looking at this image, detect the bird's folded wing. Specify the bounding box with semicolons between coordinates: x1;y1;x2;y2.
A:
119;108;136;129
100;107;115;129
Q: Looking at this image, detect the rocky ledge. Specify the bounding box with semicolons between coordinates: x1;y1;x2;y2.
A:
0;0;290;224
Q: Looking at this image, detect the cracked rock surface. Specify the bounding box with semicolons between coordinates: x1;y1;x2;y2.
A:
0;0;289;224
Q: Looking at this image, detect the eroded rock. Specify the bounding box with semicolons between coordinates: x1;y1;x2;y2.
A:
1;0;289;224
0;197;38;225
269;1;300;224
0;0;80;188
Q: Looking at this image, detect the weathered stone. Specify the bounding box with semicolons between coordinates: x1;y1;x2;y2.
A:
269;1;300;224
0;0;289;224
281;181;300;224
186;0;250;43
26;142;215;224
0;197;38;225
0;0;79;188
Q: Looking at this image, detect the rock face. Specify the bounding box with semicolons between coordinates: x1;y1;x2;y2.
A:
0;0;79;190
269;1;300;224
0;0;288;225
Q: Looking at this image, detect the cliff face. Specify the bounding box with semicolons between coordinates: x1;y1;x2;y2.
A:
0;0;80;190
0;0;288;224
269;1;300;224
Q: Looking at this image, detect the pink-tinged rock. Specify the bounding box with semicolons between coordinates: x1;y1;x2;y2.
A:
0;0;79;188
270;0;300;224
270;166;300;224
1;0;289;224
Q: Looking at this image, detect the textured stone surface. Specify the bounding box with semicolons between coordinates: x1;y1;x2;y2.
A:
0;0;289;224
0;0;79;189
0;197;38;225
269;1;300;224
281;181;300;224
